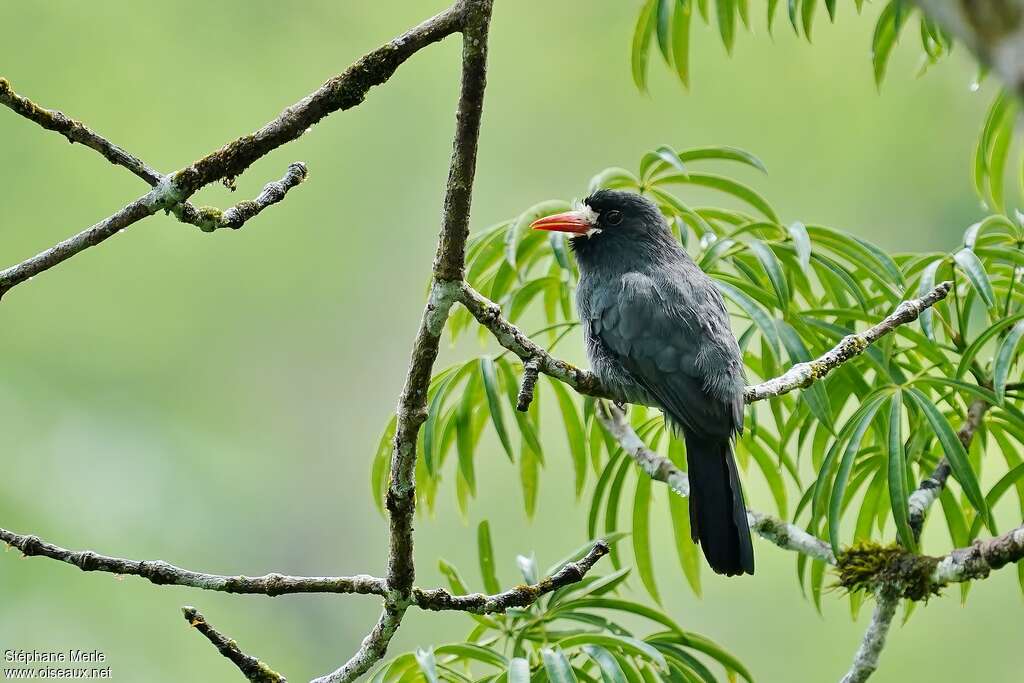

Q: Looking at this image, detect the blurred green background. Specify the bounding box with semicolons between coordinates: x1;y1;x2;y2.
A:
1;2;1020;681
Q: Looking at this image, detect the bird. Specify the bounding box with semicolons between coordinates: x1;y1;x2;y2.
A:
531;189;754;576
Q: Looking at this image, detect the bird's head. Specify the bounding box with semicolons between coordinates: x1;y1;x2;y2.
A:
530;190;677;268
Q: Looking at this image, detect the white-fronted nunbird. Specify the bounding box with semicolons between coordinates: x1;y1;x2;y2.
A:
531;190;754;576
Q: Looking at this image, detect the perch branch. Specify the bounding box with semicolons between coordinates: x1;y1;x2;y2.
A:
595;403;836;565
414;540;609;613
182;607;287;683
0;527;387;597
459;282;953;406
931;523;1024;585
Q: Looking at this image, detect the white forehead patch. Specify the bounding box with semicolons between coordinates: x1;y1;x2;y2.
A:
574;201;601;237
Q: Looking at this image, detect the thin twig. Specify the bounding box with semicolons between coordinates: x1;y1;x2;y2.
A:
516;357;542;411
931;523;1024;585
595;403;836;565
0;527;387;596
172;162;309;232
0;77;161;185
182;607;286;683
414;540;609;613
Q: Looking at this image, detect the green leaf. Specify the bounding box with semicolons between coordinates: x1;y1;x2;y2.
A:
632;0;659;92
583;646;629;683
659;173;780;222
801;0;817;40
667;462;702;595
994;320;1024;402
671;0;692;87
633;475;661;604
549;377;589;497
556;635;667;671
905;388;991;528
788;221;811;271
371;416;396;513
714;0;735;53
886;390;916;551
477;520;501;594
481;357;516;462
542;649;579;683
415;648;439;683
747;241;791;311
507;201;573;270
777;320;835;430
656;0;675;64
828;394;887;555
917;257;944;341
508;658;531;683
953;247;996;311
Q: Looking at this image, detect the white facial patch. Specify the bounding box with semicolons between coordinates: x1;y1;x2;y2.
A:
574;201;602;238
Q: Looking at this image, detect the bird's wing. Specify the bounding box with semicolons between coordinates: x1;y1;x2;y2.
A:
589;271;743;438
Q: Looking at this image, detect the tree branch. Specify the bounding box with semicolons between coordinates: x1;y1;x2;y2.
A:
838;589;898;683
931;523;1024;585
0;527;387;597
0;1;464;301
0;77;161;185
315;3;494;682
595;403;836;565
742;281;952;402
459;281;953;406
171;162;309;232
182;607;287;683
414;540;609;613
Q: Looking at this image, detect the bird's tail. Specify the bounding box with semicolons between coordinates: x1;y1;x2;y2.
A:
684;433;754;576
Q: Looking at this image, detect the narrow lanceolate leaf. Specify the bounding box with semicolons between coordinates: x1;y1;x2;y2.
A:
801;0;817;40
747;241;791;311
918;257;944;341
632;0;659;92
668;440;702;595
477;520;502;594
542;649;579;683
549;377;589;497
371;415;396;513
633;475;661;604
994;320;1024;403
656;0;675;64
777;321;835;430
508;658;530;683
715;280;781;354
788;221;811;271
953;247;996;310
828;394;886;555
583;646;629;683
872;0;906;87
672;0;693;87
480;357;515;462
415;648;440;683
557;635;668;672
905;388;991;527
886;390;916;551
715;0;735;52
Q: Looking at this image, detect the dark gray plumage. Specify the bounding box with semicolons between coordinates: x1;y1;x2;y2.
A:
552;190;753;576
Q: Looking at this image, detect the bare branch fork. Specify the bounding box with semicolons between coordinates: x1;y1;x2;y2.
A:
1;1;611;680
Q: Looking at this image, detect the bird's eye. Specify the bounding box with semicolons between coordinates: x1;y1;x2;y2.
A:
605;210;623;226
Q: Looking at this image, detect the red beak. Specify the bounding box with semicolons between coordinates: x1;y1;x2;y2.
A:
530;210;594;235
